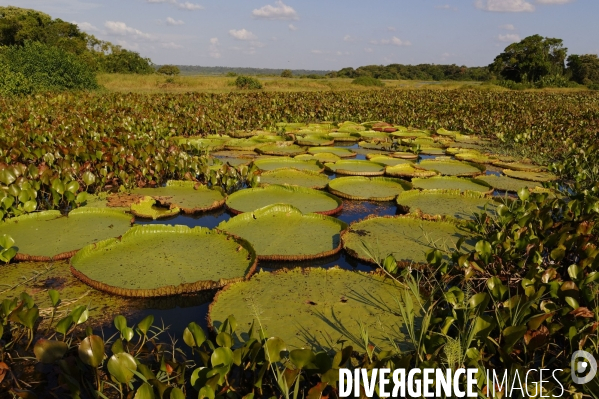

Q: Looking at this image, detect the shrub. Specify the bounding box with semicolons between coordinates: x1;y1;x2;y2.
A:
235;75;263;90
351;76;384;87
280;69;293;78
101;49;154;74
226;72;237;77
0;41;98;94
156;65;180;76
588;83;599;91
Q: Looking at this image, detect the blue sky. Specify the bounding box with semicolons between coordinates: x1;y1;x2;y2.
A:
2;0;597;70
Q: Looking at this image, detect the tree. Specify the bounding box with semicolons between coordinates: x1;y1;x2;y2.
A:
567;54;599;85
157;65;180;76
489;34;567;83
280;69;293;78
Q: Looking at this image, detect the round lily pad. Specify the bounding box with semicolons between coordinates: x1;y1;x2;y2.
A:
342;215;474;266
208;267;413;350
417;159;485;177
502;169;557;182
224;139;268;151
253;157;324;172
492;161;544;172
385;164;438;178
0;208;133;262
308;147;356;158
396;190;497;220
418;148;447;156
328;132;361;142
296;153;342;163
365;155;414;166
130;196;180;220
412;176;493;193
328;177;412;201
296;135;334;146
478;174;542;192
226;185;342;215
453;151;497;164
391;131;431;139
70;225;257;297
391;151;419;160
358;141;395;152
257;143;306;156
324;160;386;176
259;169;330;189
436;128;459;137
132;181;226;214
217;204;348;261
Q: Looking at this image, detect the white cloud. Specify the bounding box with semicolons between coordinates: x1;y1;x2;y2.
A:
370;40;379;45
229;29;257;41
73;21;99;32
166;17;184;26
387;27;396;31
311;50;328;54
475;0;535;12
536;0;575;3
288;24;298;31
364;48;373;53
209;37;221;59
252;0;298;20
343;35;356;42
500;24;516;30
435;4;458;10
104;21;153;40
498;33;521;42
336;51;350;56
380;36;412;46
251;41;266;48
161;42;183;49
146;0;203;11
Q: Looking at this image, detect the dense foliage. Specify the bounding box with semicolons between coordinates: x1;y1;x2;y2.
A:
0;6;153;76
568;54;599;85
351;76;384;87
329;63;492;81
157;65;181;76
0;41;99;95
234;76;263;90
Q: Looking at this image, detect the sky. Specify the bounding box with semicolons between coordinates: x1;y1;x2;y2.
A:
1;0;598;70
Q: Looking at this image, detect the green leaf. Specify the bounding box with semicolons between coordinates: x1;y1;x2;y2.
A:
216;332;233;348
198;386;215;399
133;383;155;399
107;352;137;384
0;234;15;249
55;316;73;336
51;179;65;195
473;315;495;339
82;171;96;186
66;181;80;194
289;348;316;369
137;315;154;336
517;187;530;201
210;347;234;368
114;315;127;333
78;335;105;368
264;337;286;363
550;245;566;261
169;387;185;399
34;339;68;363
565;296;580;310
475;240;492;264
185;322;206;347
48;290;60;307
70;305;89;325
503;325;527;348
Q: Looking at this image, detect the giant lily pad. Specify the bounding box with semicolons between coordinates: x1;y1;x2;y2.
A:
296;153;342;163
492;161;545;172
418;147;447;156
365;155;413;166
257;143;306;156
253;158;324;172
224;139;268;151
328;132;361;142
478;175;542;192
436;128;459;137
453;151;497;164
390;151;419;160
0;208;132;261
328;177;412;201
385;164;438;178
417;159;485;177
412;176;493;193
342;215;474;266
502;169;557;182
226;185;342;215
71;225;257;297
130;196;180;220
357;141;395;152
208;267;413;351
296;135;334;146
217;204;348;261
132;181;226;214
396;190;497;220
308;147;356;158
259;169;330;189
324;160;386;176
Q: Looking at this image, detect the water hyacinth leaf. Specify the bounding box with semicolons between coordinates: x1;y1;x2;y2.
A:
114;315;127;333
107;352;137;384
209;268;415;351
328;176;412;202
475;240;493;264
78;335;105;367
217;204;347;261
82;171;96;186
133;383;155;399
0;208;132;261
70;225;257;297
503;325;527;349
169;387;185;399
264;337;287;363
211;347;234;368
216;332;233;348
34;339;68;363
48;290;60;307
136;315;154;336
290;348;316;369
55;316;73;336
199;386;215;399
226;185;342;215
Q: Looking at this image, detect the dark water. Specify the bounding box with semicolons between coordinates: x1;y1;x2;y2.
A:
125;144;505;334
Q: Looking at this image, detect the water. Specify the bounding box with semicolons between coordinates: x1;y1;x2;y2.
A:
125;143;506;335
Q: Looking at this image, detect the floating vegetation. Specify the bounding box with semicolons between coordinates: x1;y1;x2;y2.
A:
327;176;412;201
396;189;497;220
130;196;180;220
256;143;306;156
502;169;558;182
478;174;542;192
308;147;357;158
365;155;414;166
131;181;226;214
324;160;386;176
385;163;438;178
253;157;324;172
411;176;493;193
417;159;486;177
258;169;330;189
217;204;347;261
71;225;257;297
